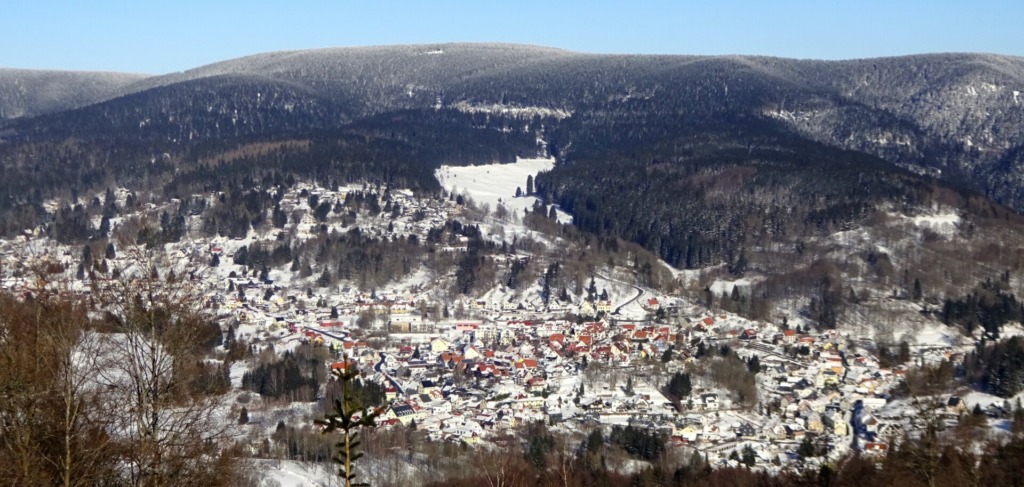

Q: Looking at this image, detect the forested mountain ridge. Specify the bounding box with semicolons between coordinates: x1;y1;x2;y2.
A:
5;45;1023;151
0;68;150;120
2;44;1024;273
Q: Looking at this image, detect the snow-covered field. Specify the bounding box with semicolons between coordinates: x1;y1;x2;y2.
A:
912;322;967;348
436;157;572;224
709;277;760;297
912;212;960;236
258;460;336;487
962;390;1024;410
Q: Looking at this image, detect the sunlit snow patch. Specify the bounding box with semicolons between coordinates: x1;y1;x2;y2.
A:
709;277;760;297
450;101;571;120
912;212;960;237
436;157;572;224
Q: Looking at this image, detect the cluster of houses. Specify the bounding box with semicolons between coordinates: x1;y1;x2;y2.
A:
0;182;987;475
224;272;964;471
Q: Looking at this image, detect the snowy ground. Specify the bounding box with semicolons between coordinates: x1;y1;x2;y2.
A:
912;322;967;348
258;460;337;487
911;211;961;237
436;157;572;224
962;390;1024;410
709;277;761;297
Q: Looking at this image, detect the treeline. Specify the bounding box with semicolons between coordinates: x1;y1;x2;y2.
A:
307;225;425;290
206;185;435;289
537;119;933;271
432;211;679;299
260;421;336;464
942;275;1024;338
420;424;1024;487
422;218;504;296
318;374;387;412
241;344;328;402
963;336;1024;398
42;187;131;243
608;425;666;462
198;175;414;239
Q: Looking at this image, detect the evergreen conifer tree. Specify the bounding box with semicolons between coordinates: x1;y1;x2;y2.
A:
316;357;380;487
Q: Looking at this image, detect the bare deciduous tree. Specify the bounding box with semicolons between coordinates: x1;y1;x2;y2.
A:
92;249;240;487
0;262;119;486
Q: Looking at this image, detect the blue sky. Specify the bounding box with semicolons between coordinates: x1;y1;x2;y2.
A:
3;0;1022;74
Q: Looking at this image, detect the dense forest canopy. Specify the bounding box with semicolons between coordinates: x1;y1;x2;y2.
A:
2;44;1024;272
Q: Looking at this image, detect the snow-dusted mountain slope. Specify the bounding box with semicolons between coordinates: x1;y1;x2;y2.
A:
0;68;150;120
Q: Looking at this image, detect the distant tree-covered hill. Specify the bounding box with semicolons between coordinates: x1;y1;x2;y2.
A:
1;44;1023;271
0;68;150;120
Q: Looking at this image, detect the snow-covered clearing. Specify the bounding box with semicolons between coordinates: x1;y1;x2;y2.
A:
1002;323;1024;339
450;101;572;120
436;157;572;224
709;277;760;297
912;212;960;228
912;322;966;348
258;460;335;487
911;212;960;237
962;390;1024;410
665;263;711;286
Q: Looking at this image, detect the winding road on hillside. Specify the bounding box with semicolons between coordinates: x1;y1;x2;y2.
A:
596;273;645;315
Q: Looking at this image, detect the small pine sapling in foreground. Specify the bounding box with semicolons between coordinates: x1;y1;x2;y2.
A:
315;357;380;487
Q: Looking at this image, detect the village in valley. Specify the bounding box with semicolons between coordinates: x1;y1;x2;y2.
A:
2;158;1019;479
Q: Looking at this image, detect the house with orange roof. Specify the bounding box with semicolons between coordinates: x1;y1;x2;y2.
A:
439;353;464;368
864;442;888;454
571;342;591;354
330;359;358;371
526;376;546;393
